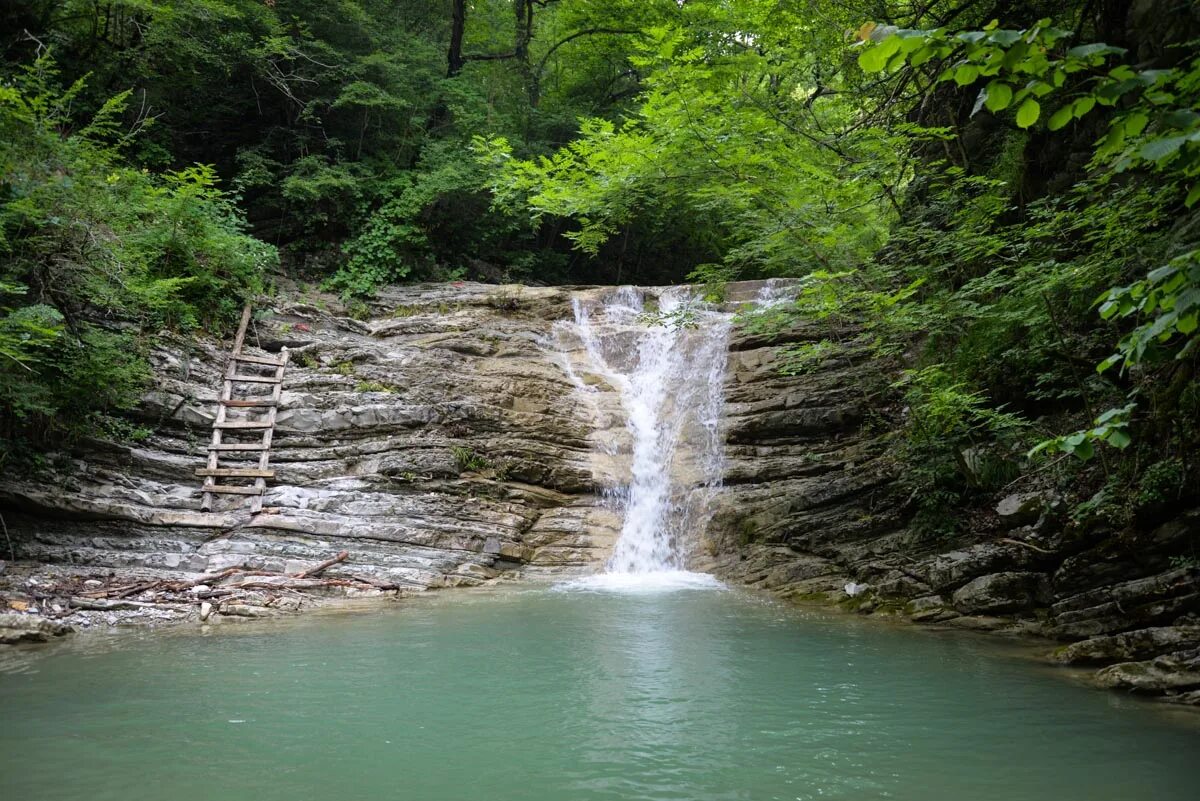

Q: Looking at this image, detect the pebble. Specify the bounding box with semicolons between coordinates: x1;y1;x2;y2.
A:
199;602;214;622
83;579;103;588
190;585;211;595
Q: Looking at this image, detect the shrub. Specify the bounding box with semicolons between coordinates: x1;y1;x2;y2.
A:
0;56;274;454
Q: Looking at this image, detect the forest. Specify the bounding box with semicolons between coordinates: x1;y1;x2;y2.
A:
1;0;1197;539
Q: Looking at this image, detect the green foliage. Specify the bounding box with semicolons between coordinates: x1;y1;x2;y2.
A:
451;446;491;473
1031;404;1133;461
893;366;1030;533
0;56;271;452
1135;458;1186;511
857;20;1200;459
355;380;395;393
482;2;907;285
1098;248;1199;370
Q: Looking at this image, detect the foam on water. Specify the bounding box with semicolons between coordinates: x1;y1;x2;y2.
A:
552;570;726;594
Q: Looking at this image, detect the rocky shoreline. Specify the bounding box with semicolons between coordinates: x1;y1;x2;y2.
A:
1;280;1197;706
4;554;1197;712
0;558;412;643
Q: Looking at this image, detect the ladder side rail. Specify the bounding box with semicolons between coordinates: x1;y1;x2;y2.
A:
250;347;288;514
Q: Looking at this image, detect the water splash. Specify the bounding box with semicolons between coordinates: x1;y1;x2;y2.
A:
552;286;733;586
752;277;800;309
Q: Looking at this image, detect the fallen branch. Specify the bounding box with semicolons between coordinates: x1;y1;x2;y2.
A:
114;580;162;599
999;537;1054;555
68;598;189;612
294;550;348;579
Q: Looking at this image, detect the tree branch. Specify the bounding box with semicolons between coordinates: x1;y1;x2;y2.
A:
535;28;641;75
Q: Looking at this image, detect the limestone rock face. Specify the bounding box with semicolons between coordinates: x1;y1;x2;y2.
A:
1095;648;1200;693
0;613;72;644
2;279;1199;700
0;283;618;591
951;572;1052;615
1052;627;1200;666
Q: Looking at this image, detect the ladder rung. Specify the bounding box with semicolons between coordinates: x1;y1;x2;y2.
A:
221;399;278;408
207;443;269;451
202;485;264;496
195;468;276;478
227;374;282;384
214;421;272;430
233;354;285;367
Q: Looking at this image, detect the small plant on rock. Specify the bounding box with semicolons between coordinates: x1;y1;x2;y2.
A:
451;446;490;473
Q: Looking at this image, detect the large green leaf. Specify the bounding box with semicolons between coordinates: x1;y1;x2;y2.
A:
1015;98;1040;128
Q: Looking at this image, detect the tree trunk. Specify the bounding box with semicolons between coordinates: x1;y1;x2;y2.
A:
447;0;466;77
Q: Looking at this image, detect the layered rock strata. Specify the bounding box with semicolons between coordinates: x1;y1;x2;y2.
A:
1;280;1197;704
0;283;622;595
692;289;1200;704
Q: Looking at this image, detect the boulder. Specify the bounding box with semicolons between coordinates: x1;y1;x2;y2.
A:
1095;648;1200;693
0;613;73;645
951;571;1051;615
995;491;1057;528
907;594;957;623
1051;626;1200;665
926;543;1034;591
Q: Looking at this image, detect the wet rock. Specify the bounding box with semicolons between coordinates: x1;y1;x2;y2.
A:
1095;648;1200;693
943;615;1013;632
870;570;930;600
0;613;72;644
0;281;619;592
219;604;278;619
1045;567;1200;639
907;595;957;623
926;544;1036;592
199;602;213;621
1051;627;1200;666
996;492;1058;529
1164;689;1200;706
951;571;1051;615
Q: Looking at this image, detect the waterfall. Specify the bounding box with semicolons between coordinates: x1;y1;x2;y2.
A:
553;286;733;585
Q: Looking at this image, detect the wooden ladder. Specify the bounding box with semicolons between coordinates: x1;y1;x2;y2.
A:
197;304;289;514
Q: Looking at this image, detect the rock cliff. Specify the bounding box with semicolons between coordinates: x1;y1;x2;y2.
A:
0;282;622;592
691;288;1200;705
1;280;1197;703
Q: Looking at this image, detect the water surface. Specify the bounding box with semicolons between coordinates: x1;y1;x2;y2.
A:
1;584;1198;801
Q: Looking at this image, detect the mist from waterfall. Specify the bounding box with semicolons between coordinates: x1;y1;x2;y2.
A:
552;286;733;588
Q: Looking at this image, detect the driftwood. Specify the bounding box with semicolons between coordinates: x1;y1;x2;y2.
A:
39;551;399;618
998;537;1053;555
294;550;348;578
68;598;189;612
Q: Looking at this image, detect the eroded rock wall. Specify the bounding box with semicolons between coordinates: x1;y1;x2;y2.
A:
689;290;1200;702
2;280;1197;701
0;283;620;590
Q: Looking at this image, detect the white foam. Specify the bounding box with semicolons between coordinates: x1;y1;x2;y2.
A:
552;570;726;594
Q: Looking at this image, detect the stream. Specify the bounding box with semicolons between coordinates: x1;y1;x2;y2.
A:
1;584;1198;801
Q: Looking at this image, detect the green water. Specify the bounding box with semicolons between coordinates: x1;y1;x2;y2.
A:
1;583;1198;801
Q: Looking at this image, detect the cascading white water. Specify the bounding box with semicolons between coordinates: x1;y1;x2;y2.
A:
752;277;800;309
553;286;733;583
